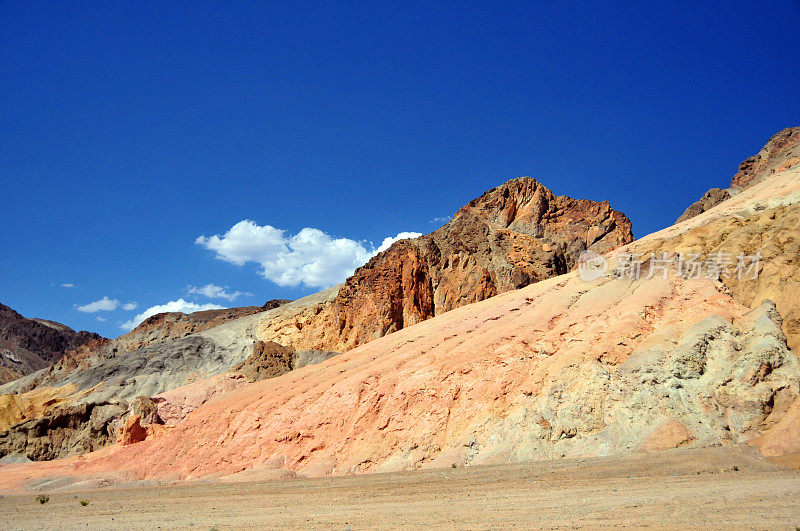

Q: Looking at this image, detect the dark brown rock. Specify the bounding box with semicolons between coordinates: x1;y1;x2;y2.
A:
262;299;292;311
131;396;162;425
0;303;103;384
676;188;731;223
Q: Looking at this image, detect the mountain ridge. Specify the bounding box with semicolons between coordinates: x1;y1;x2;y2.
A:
0;303;103;385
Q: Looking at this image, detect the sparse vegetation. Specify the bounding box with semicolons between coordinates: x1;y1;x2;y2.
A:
36;494;49;504
733;466;739;471
451;463;457;468
80;499;90;506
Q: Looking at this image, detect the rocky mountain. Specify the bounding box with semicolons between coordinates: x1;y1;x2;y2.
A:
4;162;799;484
0;303;103;384
66;273;796;482
0;127;784;484
256;177;633;352
0;127;794;489
3;126;799;488
677;126;799;222
317;177;633;351
0;178;632;462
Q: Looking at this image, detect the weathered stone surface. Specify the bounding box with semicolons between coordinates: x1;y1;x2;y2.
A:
293;350;339;370
750;394;800;456
233;341;295;382
0;401;126;461
631;164;800;353
0;293;335;460
130;396;162;426
153;374;249;426
118;415;148;446
232;342;341;383
0;384;96;434
638;421;695;452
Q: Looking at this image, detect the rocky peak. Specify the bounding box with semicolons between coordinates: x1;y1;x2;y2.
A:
311;177;633;351
0;302;103;384
457;177;554;231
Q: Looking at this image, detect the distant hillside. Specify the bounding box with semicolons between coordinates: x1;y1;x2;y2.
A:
0;303;103;384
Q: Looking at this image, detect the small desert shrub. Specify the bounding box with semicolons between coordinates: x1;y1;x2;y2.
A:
451;463;457;468
80;499;90;506
733;466;739;471
36;494;49;504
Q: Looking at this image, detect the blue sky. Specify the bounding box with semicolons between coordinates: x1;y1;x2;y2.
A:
1;1;798;338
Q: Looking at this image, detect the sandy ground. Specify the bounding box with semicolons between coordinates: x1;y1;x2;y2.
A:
1;446;799;529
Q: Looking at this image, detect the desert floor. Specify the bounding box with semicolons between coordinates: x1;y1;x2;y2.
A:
1;446;799;529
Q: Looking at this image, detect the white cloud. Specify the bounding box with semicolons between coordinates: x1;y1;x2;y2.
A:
374;232;423;255
429;216;450;224
96;316;107;322
120;298;226;331
121;301;138;311
187;283;252;302
75;296;119;313
60;283;75;288
196;220;422;289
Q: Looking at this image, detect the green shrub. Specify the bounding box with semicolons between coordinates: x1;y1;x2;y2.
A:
36;494;49;504
80;499;90;506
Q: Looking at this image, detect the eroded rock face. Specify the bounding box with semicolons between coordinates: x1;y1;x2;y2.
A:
0;401;126;461
0;296;341;460
258;178;633;352
233;341;295;382
10;266;796;483
0;303;103;383
322;178;633;351
677;126;799;222
152;374;249;426
232;342;341;383
0;334;256;460
631;167;800;353
0;384;95;434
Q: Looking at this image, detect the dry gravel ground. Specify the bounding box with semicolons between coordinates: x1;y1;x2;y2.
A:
1;446;799;529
